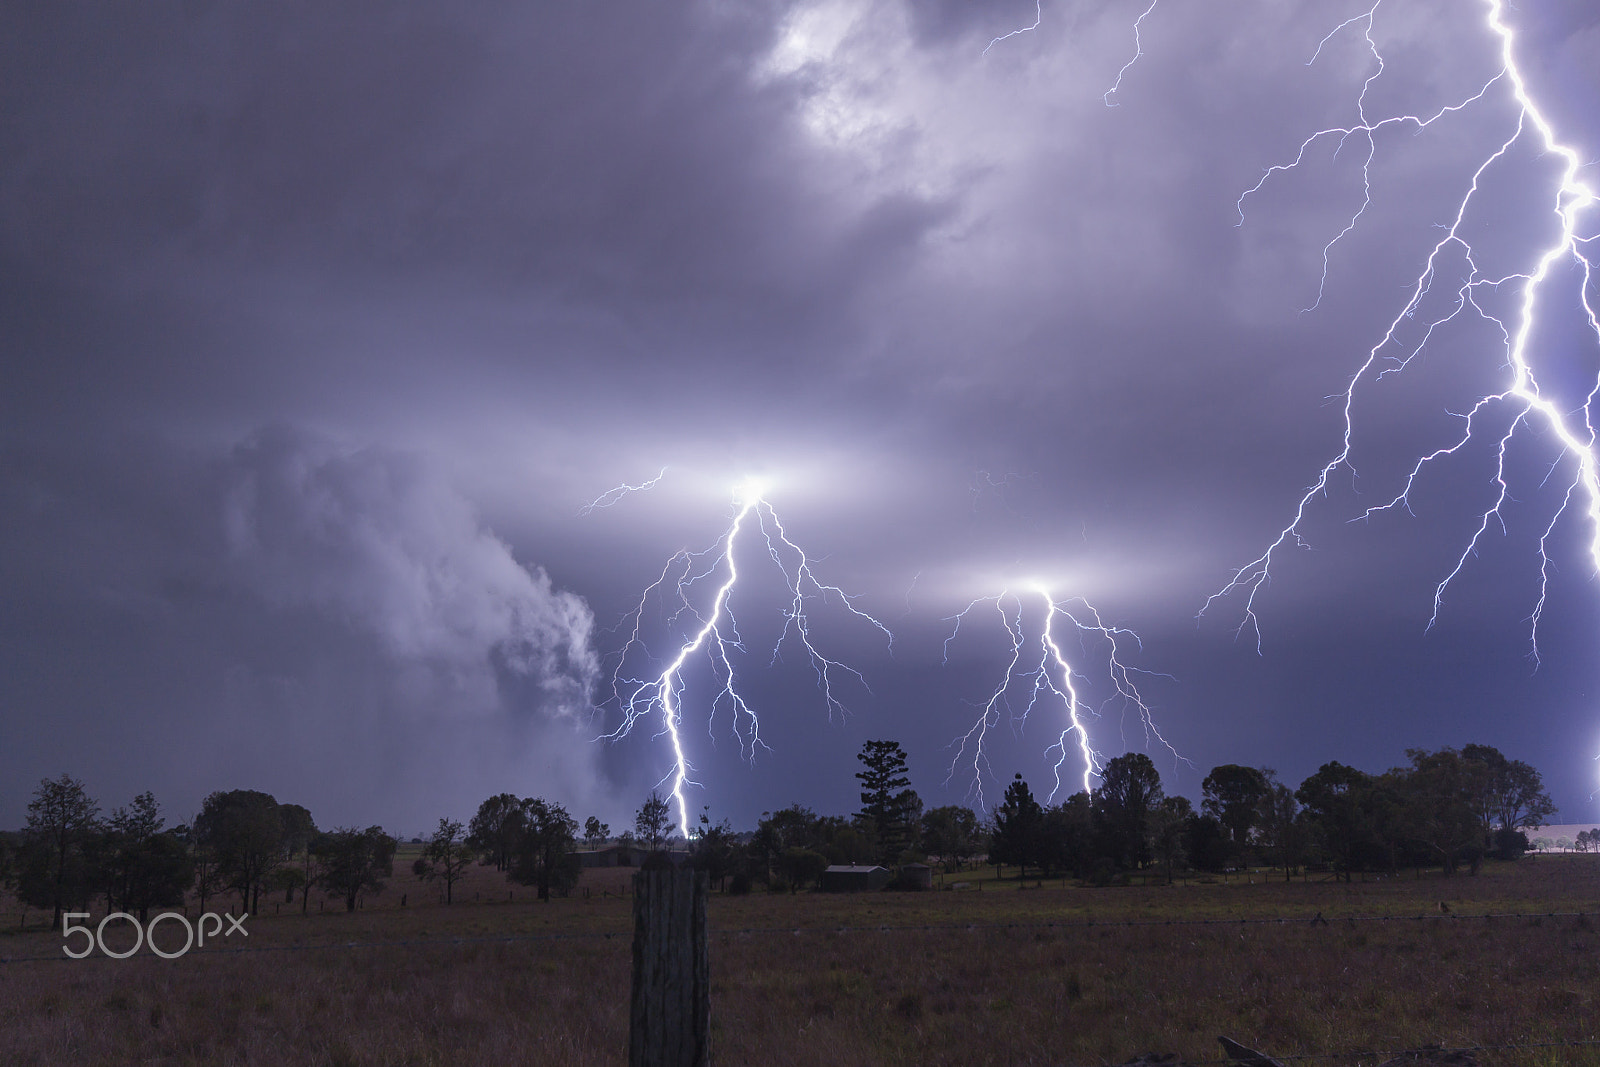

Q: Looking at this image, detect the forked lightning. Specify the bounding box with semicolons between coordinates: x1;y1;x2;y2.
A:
942;584;1174;808
604;481;892;837
1185;0;1600;658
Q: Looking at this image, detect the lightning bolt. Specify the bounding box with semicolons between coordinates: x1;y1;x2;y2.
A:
983;0;1041;56
578;467;668;516
604;480;893;836
941;584;1174;807
1191;0;1600;659
1103;0;1160;107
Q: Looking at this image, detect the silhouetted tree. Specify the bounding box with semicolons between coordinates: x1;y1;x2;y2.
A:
921;805;982;871
856;740;922;864
277;803;317;907
990;774;1044;878
583;816;610;850
1462;743;1556;857
1093;753;1164;870
512;798;579;901
467;793;526;872
18;774;101;929
689;808;738;890
0;831;16;894
103;792;192;921
751;805;821;883
1037;792;1094;878
195;789;287;914
315;826;396;911
635;791;673;853
775;847;829;892
1201;764;1270;850
821;821;876;867
1395;748;1483;875
1183;812;1230;873
1147;795;1190;884
178;821;226;914
412;818;475;904
1254;774;1307;881
1296;762;1381;881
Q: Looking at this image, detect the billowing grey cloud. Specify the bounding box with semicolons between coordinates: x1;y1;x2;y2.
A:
216;426;595;709
0;428;605;831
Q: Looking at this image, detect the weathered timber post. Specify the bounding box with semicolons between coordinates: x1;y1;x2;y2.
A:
629;868;710;1067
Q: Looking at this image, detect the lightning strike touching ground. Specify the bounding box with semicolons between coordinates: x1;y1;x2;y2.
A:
603;481;894;836
1194;0;1600;658
942;585;1174;808
577;467;668;516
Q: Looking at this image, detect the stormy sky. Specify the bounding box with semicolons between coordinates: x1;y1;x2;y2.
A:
3;0;1598;836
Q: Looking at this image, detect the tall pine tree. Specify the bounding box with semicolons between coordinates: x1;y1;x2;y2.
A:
855;740;921;865
990;773;1043;879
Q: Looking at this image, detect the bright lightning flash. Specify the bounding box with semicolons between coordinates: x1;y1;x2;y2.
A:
605;481;893;837
1200;0;1600;659
942;584;1174;807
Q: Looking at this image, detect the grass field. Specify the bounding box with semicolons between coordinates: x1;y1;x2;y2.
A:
3;854;1599;1066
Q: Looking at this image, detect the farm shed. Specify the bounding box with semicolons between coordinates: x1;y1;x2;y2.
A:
899;863;933;889
821;865;891;892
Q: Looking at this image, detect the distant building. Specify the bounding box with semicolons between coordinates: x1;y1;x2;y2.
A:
821;864;891;892
899;863;933;890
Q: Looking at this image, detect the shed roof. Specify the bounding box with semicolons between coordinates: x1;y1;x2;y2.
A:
824;865;887;874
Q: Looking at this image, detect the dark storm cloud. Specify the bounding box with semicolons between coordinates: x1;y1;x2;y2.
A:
2;0;1597;829
0;0;944;356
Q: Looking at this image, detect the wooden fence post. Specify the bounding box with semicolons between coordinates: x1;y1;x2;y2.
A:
629;868;710;1067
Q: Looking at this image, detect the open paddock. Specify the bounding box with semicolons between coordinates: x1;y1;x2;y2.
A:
2;855;1598;1065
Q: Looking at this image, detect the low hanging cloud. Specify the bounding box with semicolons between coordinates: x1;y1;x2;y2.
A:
215;426;598;715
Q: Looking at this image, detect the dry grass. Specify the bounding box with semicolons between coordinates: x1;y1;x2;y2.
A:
3;856;1600;1065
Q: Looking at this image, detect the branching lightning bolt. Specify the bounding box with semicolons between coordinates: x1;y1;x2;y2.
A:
604;481;893;836
578;467;668;516
1194;0;1600;659
941;584;1174;808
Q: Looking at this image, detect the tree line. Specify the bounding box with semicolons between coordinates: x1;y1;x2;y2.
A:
2;778;396;928
985;743;1557;884
626;740;1562;891
432;741;930;898
2;741;1564;922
